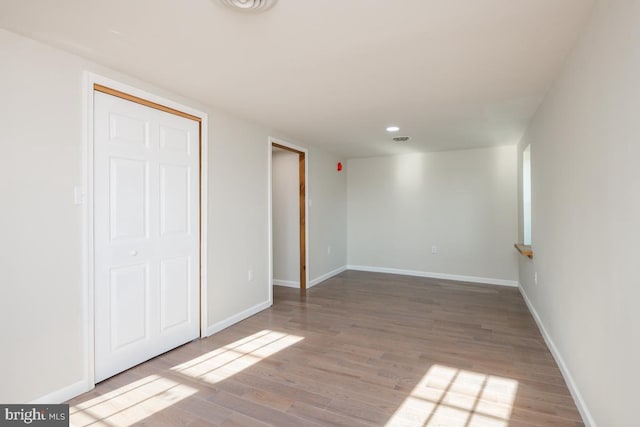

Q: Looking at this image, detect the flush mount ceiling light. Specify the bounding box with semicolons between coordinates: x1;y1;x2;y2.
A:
392;136;411;142
386;126;400;132
219;0;277;12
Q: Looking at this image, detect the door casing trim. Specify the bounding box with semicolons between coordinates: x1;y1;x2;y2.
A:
82;72;209;392
268;137;310;300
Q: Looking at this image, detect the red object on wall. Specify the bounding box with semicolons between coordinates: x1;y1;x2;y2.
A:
337;162;343;171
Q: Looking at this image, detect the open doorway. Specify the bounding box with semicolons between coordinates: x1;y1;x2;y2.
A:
269;139;308;294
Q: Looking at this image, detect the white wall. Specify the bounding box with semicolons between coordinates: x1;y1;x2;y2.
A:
308;148;347;283
0;29;86;405
272;150;300;284
0;29;347;403
516;1;640;425
347;146;518;284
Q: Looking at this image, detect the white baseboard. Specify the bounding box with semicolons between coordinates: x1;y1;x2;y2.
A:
272;279;299;288
30;378;92;404
273;266;347;289
309;265;347;288
31;300;273;403
206;300;272;337
346;265;518;287
518;284;596;427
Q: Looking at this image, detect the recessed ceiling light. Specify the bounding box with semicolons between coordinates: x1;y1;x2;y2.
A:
386;126;400;132
219;0;277;12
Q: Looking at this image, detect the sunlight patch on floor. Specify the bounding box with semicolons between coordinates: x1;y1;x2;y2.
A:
171;329;304;384
69;330;303;426
70;374;198;426
386;364;518;427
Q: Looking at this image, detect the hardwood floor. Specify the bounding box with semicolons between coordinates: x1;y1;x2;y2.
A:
68;271;584;426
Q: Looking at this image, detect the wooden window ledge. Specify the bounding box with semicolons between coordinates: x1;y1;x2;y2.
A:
514;243;533;259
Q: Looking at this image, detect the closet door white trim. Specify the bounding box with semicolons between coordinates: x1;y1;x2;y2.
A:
91;83;204;383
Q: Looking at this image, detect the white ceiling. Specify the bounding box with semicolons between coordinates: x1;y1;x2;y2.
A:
0;0;594;158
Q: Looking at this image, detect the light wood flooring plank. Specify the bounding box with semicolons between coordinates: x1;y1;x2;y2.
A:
68;271;584;426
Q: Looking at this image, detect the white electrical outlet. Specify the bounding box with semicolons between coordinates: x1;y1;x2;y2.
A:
534;272;538;285
248;269;254;282
327;246;331;254
73;185;85;205
431;245;438;254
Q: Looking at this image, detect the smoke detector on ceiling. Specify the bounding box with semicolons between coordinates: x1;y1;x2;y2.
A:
392;136;411;142
219;0;278;12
